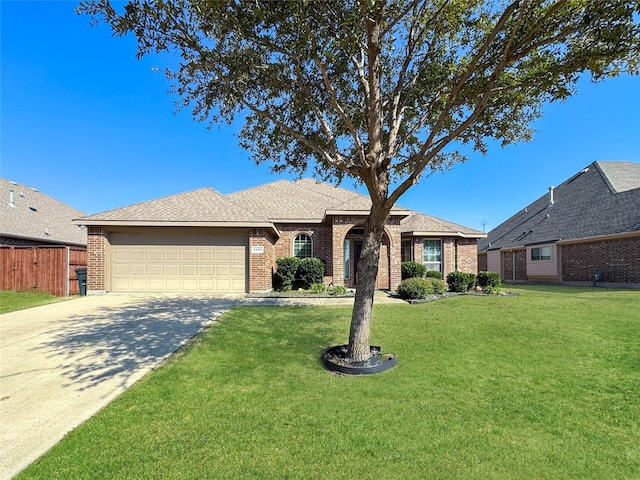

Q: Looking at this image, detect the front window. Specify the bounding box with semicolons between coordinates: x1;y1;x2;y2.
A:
531;246;551;261
423;239;442;272
293;233;312;258
401;238;412;262
344;239;351;279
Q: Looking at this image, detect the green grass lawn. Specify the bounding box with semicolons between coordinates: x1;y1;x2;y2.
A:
19;285;640;479
0;290;70;314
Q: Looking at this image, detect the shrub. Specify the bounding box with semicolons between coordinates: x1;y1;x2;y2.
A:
425;270;443;280
396;277;446;300
330;285;348;296
298;257;325;289
274;257;301;291
310;283;328;294
483;284;505;295
477;271;501;288
401;261;426;280
446;271;476;292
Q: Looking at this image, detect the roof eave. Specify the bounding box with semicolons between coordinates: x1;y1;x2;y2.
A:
0;232;87;247
403;230;486;239
73;219;280;237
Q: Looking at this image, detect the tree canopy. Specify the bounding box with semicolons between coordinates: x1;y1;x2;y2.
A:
78;0;639;362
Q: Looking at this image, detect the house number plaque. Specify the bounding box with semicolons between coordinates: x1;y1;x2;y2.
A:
251;245;264;254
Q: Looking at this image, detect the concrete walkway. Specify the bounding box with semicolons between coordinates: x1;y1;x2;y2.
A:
0;292;404;479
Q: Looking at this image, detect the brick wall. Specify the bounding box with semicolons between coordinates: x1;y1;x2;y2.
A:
561;236;640;284
412;236;479;278
86;226;106;293
456;238;478;274
248;228;277;292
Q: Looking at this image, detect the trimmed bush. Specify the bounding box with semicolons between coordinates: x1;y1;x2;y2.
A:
446;271;477;292
397;277;446;300
477;271;501;288
310;283;328;294
425;270;443;280
298;257;325;289
274;257;301;291
330;285;348;296
401;261;426;280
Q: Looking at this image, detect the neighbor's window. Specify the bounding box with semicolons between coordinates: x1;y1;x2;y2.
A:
531;246;552;261
293;233;312;258
423;239;442;272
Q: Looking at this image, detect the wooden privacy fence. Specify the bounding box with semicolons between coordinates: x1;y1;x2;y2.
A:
0;246;87;296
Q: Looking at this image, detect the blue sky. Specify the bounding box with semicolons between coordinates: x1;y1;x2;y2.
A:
2;1;639;232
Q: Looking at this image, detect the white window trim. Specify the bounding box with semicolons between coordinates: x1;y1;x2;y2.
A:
293;233;313;258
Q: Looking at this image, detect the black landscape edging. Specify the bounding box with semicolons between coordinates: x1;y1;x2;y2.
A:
322;345;397;375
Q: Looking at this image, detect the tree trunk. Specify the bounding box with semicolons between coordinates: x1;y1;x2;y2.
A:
347;203;388;363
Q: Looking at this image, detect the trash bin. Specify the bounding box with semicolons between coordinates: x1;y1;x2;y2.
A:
75;268;87;296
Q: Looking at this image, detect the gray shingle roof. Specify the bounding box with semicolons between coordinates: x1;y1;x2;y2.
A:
76;178;478;238
479;161;640;251
1;178;87;246
401;211;485;237
78;187;270;225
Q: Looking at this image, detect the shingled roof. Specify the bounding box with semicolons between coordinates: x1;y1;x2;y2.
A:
1;178;87;246
78;187;274;228
401;211;485;238
479;161;640;252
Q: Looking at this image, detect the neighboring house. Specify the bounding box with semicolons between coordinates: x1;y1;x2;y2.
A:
478;161;640;287
1;178;87;295
76;178;485;295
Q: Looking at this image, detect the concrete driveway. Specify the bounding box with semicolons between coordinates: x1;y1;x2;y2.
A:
0;294;245;480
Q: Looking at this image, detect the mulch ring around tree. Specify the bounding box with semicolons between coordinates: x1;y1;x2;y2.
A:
322;345;398;375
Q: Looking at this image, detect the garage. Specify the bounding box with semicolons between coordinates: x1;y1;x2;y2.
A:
109;230;248;293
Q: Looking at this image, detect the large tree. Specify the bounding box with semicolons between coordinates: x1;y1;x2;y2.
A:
78;0;639;363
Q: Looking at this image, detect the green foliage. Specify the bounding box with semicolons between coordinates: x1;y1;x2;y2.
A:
425;270;443;280
310;283;328;294
330;285;348;296
483;284;505;295
298;257;325;289
401;261;426;280
477;271;502;288
0;290;68;314
396;277;446;300
274;257;301;291
447;271;477;292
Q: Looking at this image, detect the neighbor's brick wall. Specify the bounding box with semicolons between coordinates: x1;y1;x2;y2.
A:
248;228;277;292
87;226;106;292
561;236;640;284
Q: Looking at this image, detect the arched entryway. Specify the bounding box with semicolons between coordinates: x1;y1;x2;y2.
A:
343;227;391;290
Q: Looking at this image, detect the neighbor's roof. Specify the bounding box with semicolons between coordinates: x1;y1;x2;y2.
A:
1;178;87;246
478;161;640;252
401;211;485;238
77;187;274;229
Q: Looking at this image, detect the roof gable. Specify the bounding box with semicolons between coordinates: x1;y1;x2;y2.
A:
479;161;640;251
401;211;485;237
1;178;87;246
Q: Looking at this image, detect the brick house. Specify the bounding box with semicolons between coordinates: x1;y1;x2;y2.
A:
1;178;87;295
76;178;484;295
478;161;640;288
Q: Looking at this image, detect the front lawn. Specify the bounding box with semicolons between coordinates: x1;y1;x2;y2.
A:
19;285;640;479
0;290;69;314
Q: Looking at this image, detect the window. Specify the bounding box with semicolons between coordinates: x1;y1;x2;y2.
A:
401;238;412;262
344;239;350;279
423;239;442;272
293;233;312;258
531;246;551;261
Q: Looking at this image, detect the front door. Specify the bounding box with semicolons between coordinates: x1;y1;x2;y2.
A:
353;240;363;285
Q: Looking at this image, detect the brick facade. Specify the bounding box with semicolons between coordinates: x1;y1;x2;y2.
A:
561;235;640;284
86;226;106;294
248;228;277;292
409;235;479;278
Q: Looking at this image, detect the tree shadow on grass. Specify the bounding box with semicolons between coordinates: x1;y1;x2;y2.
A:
37;296;242;393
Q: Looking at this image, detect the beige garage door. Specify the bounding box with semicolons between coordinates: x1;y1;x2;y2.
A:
110;231;247;293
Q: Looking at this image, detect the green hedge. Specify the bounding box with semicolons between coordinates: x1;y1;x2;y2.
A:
425;270;443;280
298;257;325;289
274;257;301;291
401;261;426;280
477;271;501;288
446;271;477;292
397;277;446;300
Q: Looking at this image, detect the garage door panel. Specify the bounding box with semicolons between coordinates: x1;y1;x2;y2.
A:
110;232;247;293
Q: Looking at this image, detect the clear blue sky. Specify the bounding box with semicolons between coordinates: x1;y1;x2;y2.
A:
2;1;639;232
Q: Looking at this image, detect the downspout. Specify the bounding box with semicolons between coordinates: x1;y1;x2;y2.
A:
512;250;515;282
